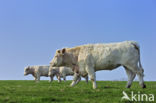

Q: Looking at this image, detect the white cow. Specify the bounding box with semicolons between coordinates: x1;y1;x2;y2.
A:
48;66;88;83
50;41;146;89
24;65;53;82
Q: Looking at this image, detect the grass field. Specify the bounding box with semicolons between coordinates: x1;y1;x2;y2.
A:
0;80;155;103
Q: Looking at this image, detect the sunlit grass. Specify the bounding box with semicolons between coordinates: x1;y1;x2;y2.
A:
0;80;155;103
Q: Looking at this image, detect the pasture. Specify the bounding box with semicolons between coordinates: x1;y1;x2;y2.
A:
0;80;155;103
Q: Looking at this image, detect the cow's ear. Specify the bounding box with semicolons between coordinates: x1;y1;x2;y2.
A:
27;66;30;70
62;48;66;54
57;50;61;53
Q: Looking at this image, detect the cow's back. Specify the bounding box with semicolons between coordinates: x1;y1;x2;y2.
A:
60;67;74;75
78;41;139;71
38;66;49;76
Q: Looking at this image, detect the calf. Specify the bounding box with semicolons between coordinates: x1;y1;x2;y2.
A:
24;65;53;82
49;66;88;83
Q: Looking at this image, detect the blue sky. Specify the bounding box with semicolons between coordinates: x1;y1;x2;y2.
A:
0;0;156;81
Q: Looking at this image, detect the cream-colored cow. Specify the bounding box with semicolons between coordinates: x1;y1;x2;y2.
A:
50;41;146;89
24;65;53;82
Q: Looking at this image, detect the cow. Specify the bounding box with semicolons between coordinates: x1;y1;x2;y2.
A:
24;65;54;82
49;41;146;89
48;66;88;83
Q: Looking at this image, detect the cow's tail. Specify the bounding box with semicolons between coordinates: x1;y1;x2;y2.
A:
131;41;144;76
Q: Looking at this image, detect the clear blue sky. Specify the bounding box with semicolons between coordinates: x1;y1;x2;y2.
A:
0;0;156;81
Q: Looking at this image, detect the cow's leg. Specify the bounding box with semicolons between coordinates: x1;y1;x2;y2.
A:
49;76;53;82
86;67;96;89
124;66;136;88
36;73;40;82
137;67;146;88
125;64;146;88
75;77;81;84
85;76;88;84
56;74;61;83
70;73;80;87
33;74;37;82
33;76;37;81
63;76;66;82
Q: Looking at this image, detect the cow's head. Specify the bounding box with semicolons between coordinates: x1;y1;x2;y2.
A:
50;48;75;67
24;66;31;76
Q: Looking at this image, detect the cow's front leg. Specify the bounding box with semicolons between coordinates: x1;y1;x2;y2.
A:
36;73;40;82
70;73;80;87
86;67;97;89
49;76;53;82
33;76;37;81
32;74;37;82
85;76;88;84
90;73;96;89
75;77;81;84
34;77;37;82
56;74;61;83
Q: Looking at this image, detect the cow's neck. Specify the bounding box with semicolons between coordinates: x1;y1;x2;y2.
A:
71;63;79;74
64;47;81;72
66;46;80;58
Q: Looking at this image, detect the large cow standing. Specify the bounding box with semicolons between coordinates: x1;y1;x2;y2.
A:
50;41;146;89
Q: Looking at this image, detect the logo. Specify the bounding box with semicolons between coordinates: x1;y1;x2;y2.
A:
121;91;154;102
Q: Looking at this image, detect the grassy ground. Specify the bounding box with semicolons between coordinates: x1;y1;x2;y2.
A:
0;80;155;103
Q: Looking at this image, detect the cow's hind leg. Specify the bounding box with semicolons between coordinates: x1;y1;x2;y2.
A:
123;66;136;88
63;75;66;82
137;67;146;88
124;64;146;88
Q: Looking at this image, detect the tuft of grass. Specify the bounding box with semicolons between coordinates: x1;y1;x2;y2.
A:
0;80;155;103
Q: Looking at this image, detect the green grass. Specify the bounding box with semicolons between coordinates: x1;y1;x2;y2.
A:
0;80;155;103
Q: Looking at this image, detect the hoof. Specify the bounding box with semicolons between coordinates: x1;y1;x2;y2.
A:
142;84;146;88
70;84;74;87
93;86;97;89
93;87;97;89
126;85;131;88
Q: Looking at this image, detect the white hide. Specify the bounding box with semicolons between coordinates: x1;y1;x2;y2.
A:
24;65;52;82
50;41;146;89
